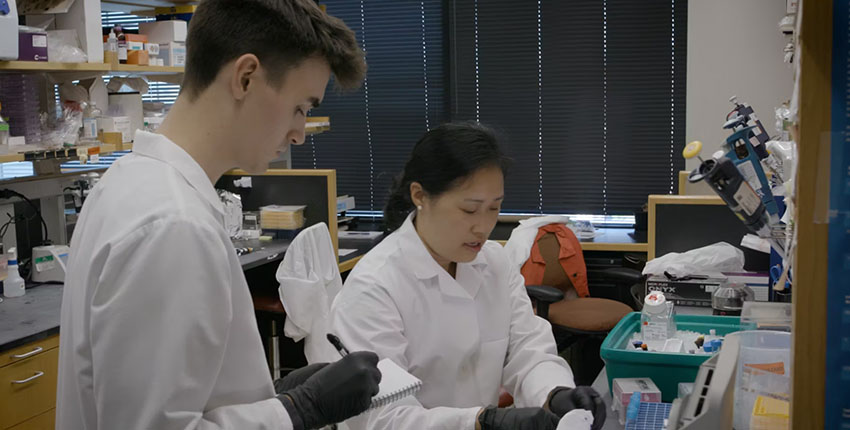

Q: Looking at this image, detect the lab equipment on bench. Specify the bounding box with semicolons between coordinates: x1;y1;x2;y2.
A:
725;96;786;185
612;378;663;425
641;292;676;341
32;245;69;283
711;281;754;316
718;125;781;218
601;313;742;402
3;247;25;298
0;0;17;60
666;334;738;430
667;330;791;430
686;152;785;258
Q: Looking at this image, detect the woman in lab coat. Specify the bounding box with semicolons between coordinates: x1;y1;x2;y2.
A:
331;122;606;430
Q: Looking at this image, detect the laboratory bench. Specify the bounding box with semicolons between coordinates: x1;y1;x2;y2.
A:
0;284;62;354
0;284;62;430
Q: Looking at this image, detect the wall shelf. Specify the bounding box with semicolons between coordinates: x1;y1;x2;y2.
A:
0;61;111;73
0;61;184;76
0;143;130;164
110;64;185;75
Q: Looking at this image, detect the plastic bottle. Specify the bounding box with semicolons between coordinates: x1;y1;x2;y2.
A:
82;102;102;142
4;248;25;298
641;292;676;341
0;101;9;149
104;29;119;66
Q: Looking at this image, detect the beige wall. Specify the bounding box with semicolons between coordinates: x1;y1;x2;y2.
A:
686;0;793;171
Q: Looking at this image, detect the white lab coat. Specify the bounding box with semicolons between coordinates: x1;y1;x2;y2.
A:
57;131;293;430
330;213;575;430
503;215;573;270
277;222;342;364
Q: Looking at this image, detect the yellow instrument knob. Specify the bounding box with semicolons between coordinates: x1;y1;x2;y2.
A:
683;140;703;160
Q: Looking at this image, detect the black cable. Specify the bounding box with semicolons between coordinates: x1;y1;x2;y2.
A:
0;189;49;245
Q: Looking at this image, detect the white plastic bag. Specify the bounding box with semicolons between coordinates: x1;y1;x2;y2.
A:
643;242;745;277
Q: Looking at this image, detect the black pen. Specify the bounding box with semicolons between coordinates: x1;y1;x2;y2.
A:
327;333;350;357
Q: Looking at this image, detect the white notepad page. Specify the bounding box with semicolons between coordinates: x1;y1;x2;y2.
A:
370;358;423;410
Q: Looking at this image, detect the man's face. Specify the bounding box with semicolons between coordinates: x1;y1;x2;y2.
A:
235;56;331;173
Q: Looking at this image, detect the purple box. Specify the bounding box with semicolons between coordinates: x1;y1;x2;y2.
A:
18;32;48;62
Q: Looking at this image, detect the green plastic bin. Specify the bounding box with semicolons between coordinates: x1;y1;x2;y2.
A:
600;312;741;402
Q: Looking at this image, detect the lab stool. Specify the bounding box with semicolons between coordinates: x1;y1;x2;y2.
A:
252;292;296;380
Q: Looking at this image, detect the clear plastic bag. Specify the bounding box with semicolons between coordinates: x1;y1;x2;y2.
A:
40;106;82;149
47;30;88;63
642;242;745;277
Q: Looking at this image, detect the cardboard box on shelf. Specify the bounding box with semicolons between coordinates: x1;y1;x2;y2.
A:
98;116;132;143
127;50;149;65
124;34;146;52
108;92;143;141
159;42;186;67
18;31;48;61
139;20;187;44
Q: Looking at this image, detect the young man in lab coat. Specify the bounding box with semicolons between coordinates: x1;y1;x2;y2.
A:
56;1;381;429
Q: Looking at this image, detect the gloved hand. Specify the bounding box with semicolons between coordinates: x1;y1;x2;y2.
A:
477;406;560;430
548;386;606;430
278;351;381;430
274;362;329;394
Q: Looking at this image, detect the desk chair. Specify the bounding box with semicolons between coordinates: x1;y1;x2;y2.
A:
521;228;641;384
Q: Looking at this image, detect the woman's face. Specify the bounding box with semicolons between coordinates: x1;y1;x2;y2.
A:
412;166;504;268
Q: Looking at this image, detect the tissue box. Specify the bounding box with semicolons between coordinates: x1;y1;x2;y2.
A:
646;273;770;307
139;20;187;44
159;42;186;67
18;32;48;61
645;276;724;307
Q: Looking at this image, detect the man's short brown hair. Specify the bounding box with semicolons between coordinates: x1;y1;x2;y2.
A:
183;0;366;99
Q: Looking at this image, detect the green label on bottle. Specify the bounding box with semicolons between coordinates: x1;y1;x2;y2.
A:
0;124;8;132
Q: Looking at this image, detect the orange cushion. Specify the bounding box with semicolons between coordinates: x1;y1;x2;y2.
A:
547;297;632;332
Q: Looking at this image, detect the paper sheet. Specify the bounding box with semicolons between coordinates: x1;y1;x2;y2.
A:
557;409;593;430
339;248;357;257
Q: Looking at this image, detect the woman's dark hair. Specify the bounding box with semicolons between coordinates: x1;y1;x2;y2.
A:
384;122;510;232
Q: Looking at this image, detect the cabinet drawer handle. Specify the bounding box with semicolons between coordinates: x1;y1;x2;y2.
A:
11;346;43;359
11;371;45;385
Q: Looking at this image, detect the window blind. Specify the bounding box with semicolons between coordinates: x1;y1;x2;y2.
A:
451;0;687;215
291;0;448;214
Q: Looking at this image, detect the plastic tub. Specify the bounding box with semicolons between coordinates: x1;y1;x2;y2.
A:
728;330;791;430
600;312;742;402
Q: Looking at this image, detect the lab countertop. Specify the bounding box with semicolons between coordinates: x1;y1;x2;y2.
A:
0;284;63;354
235;238;291;271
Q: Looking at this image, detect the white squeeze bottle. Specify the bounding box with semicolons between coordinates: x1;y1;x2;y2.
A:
4;247;25;298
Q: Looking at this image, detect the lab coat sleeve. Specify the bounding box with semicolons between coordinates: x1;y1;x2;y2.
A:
500;254;576;408
331;278;480;430
89;217;291;430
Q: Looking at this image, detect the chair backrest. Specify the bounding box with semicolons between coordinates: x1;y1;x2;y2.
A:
538;232;575;295
521;225;587;299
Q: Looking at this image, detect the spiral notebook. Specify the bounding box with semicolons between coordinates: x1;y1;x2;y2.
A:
370;358;423;410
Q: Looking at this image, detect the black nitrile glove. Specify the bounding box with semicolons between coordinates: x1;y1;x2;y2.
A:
278;351;381;430
477;406;560;430
274;363;330;394
548;386;606;430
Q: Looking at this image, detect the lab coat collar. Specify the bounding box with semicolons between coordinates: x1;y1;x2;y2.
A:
397;213;488;298
132;131;225;217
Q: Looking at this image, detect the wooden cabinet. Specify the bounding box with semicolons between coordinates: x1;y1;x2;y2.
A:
0;336;59;429
7;409;54;430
